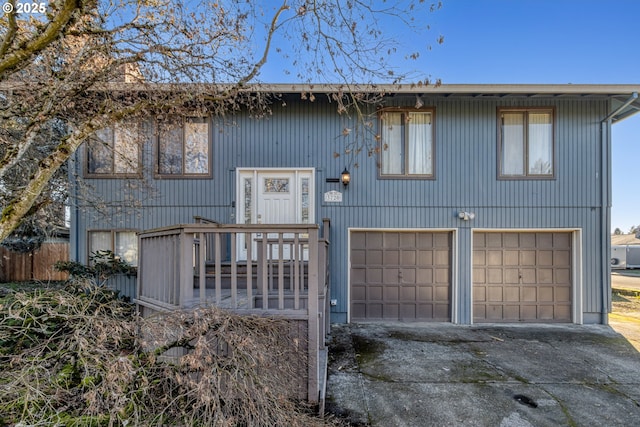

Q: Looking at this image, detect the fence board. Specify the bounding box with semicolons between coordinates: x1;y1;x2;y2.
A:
0;243;69;282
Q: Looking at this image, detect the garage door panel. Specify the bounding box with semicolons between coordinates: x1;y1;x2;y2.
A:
368;304;383;318
553;251;570;266
503;233;520;248
401;268;416;283
520;250;536;265
400;233;416;248
538;268;553;283
434;250;450;265
367;232;383;247
433;233;449;247
383;268;399;284
417;250;434;266
383;233;399;248
520;233;536;247
367;268;383;283
366;250;383;264
521;305;537;320
538;306;555;320
352;250;366;265
488;287;503;302
384;250;400;265
435;285;449;301
474;268;486;284
352;304;366;319
539;287;554;302
504;287;519;302
369;286;383;301
555;305;571;319
352;286;366;300
488;268;503;284
504;268;519;283
521;268;536;284
434;304;449;319
384;286;399;301
352;268;366;283
401;250;416;265
556;287;571;302
435;268;449;284
417;233;434;248
401;286;416;300
351;230;451;322
553;233;571;247
556;269;571;284
351;233;367;249
473;231;572;323
417;268;434;284
418;286;433;301
538;250;553;265
537;233;553;248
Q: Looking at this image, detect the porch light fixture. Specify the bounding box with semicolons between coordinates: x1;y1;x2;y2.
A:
341;168;351;187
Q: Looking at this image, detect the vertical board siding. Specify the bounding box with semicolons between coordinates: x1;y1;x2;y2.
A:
71;95;611;323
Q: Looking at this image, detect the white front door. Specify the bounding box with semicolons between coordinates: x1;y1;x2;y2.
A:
236;168;314;260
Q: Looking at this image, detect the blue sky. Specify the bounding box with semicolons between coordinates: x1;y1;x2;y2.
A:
258;0;640;233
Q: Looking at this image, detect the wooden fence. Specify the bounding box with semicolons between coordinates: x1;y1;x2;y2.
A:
0;243;69;282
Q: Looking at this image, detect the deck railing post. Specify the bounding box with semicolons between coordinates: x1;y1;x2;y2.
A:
179;230;194;307
307;227;320;403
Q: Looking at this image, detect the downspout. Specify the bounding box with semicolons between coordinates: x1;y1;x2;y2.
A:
599;120;610;325
599;92;638;324
73;150;80;262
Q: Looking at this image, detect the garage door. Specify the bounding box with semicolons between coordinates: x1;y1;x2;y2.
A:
350;231;451;322
473;232;572;323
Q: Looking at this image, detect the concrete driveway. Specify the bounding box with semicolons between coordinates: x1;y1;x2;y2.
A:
326;323;640;426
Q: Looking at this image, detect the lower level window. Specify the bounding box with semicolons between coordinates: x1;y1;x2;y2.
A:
88;230;138;266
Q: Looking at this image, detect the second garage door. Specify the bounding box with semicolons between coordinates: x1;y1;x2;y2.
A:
473;232;572;323
350;230;451;322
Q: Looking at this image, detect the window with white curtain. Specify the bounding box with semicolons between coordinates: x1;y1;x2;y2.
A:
88;230;138;266
380;109;434;177
499;109;554;178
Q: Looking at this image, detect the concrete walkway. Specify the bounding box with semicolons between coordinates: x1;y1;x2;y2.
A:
326;323;640;426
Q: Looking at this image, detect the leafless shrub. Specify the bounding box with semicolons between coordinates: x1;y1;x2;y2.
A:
0;282;340;426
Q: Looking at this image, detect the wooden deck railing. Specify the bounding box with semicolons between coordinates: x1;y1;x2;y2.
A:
136;221;330;403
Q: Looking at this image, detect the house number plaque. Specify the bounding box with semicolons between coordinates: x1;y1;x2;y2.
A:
324;190;343;203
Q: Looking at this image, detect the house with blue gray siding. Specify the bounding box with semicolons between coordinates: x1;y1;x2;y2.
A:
69;84;640;326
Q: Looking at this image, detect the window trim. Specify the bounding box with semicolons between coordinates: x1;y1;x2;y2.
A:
497;107;556;180
84;124;143;179
87;229;139;267
155;117;213;180
377;107;436;180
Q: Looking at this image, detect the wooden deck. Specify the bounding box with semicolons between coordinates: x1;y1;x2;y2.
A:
135;220;331;404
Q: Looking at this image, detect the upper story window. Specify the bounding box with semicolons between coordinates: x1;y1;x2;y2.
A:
86;123;141;177
379;109;434;178
157;117;211;178
499;108;554;178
